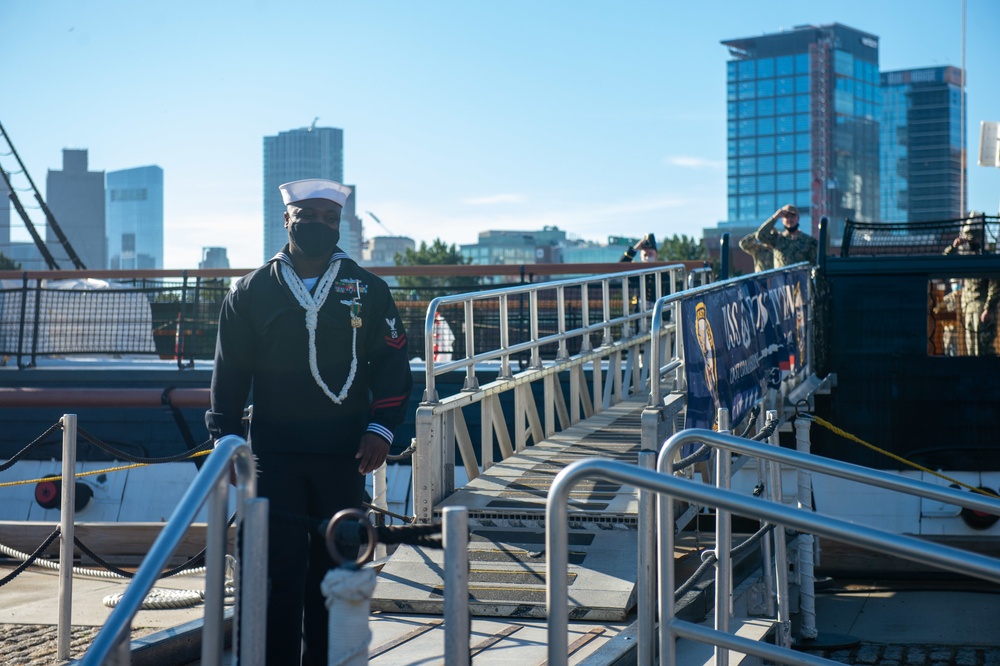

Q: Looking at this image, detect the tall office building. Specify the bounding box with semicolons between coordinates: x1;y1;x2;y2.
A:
722;24;881;246
199;247;230;269
262;125;344;260
880;66;964;222
46;149;106;269
339;184;364;260
106;165;164;269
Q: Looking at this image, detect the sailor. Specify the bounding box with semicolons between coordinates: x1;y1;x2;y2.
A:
755;204;818;268
206;178;413;665
944;215;999;355
738;231;774;272
619;233;660;308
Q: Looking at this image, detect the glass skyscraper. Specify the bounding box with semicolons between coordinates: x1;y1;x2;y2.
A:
721;24;881;246
262;125;344;261
106;165;164;269
880;66;964;222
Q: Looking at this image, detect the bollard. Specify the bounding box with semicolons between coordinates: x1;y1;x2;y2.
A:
794;416;818;639
443;506;470;666
323;510;378;666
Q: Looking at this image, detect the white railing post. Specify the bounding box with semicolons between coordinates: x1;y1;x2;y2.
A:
57;413;76;662
794;416;818;639
637;450;657;666
767;411;792;648
413;403;437;524
373;464;389;561
714;408;732;666
443;507;470;666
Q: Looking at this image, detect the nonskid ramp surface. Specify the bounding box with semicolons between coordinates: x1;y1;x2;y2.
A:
372;398;648;620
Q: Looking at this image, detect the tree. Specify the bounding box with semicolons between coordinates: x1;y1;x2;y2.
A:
657;234;707;262
0;253;20;270
394;239;479;299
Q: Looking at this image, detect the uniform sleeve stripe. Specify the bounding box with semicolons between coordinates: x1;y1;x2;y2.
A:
367;423;394;445
371;395;407;410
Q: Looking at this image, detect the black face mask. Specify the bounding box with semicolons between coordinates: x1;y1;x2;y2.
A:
289;222;339;259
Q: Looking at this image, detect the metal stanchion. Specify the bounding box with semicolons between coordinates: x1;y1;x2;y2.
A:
57;413;77;662
443;506;470;666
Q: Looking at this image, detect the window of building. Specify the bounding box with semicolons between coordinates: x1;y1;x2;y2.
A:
739;139;756;156
757;98;774;116
728;161;738;177
739;157;756;173
758;174;775;192
738;81;755;99
728;140;737;157
795;75;810;94
795;152;810;170
728;199;738;220
834;50;853;76
776;173;794;191
777;191;793;207
727;60;738;82
739;60;755;80
776;115;794;134
776;76;794;96
776;55;793;76
794;53;809;74
757;79;775;97
739;176;755;194
795;114;810;132
739;100;755;118
795;133;810;151
738;119;756;136
727;83;737;101
776;135;794;153
739;195;756;217
757;136;774;154
758;117;775;135
757;57;775;78
775;97;793;115
776;154;795;172
795;171;812;190
795;191;811;208
795;94;810;113
757;194;775;212
835;88;853;115
758;155;775;173
728;120;737;138
728;176;737;196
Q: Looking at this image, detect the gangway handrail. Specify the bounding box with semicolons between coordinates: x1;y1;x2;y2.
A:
422;263;689;401
77;435;268;666
412;263;701;522
545;456;1000;666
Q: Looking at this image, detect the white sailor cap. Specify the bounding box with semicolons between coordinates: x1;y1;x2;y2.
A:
279;179;352;207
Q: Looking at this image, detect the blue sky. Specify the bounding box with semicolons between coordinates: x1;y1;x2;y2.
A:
2;0;997;269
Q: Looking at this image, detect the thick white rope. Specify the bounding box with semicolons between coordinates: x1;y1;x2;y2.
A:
322;567;376;666
281;261;359;405
0;541;207;579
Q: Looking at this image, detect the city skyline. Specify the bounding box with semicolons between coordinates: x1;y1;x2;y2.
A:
1;1;997;269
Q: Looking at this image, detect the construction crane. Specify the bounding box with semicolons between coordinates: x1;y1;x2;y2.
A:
365;211;396;236
0;119;87;269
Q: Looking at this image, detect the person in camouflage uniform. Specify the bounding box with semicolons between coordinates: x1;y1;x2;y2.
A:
755;204;818;268
738;231;774;272
944;220;999;355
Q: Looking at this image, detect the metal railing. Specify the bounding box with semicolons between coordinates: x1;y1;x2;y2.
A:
77;435;267;666
412;263;700;522
546;437;1000;666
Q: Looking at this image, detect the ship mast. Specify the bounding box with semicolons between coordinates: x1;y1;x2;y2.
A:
0;119;87;269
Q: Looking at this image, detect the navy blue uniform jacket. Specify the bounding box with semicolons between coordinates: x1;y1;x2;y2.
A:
206;248;413;455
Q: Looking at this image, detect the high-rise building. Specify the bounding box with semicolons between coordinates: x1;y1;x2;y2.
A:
262;125;344;260
880;66;964;222
106;165;164;269
721;24;881;246
339;184;364;260
199;246;230;269
46;149;106;269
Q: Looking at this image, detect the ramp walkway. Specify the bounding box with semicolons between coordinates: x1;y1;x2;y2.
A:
372;397;761;623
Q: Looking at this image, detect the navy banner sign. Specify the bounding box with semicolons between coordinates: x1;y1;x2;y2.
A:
681;268;810;431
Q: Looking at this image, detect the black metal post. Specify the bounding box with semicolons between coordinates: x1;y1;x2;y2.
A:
720;232;730;280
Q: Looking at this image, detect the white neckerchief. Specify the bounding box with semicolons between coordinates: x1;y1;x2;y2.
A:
280;260;358;404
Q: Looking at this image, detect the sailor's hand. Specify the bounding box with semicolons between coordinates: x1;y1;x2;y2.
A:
982;308;994;325
356;433;389;474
